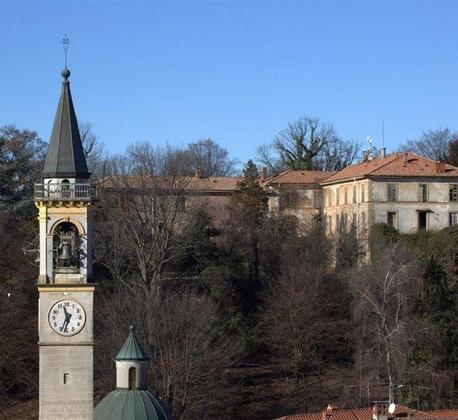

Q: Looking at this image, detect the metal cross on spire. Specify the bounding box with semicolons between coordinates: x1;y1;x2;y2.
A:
62;35;70;69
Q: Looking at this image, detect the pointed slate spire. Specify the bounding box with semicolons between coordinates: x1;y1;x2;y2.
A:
42;68;90;179
115;326;150;361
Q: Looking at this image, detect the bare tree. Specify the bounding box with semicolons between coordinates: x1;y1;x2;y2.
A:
95;142;242;418
256;143;285;175
273;116;335;170
95;284;240;419
262;224;348;398
351;241;421;404
96;142;189;297
315;137;361;171
257;116;358;172
399;128;458;162
185;138;237;176
78;122;106;178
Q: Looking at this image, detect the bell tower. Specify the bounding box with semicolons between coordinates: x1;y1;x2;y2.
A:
35;68;95;419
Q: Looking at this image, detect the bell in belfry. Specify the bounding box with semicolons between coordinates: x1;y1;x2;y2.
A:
58;232;75;267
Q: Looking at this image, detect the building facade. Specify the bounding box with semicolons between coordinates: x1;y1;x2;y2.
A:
321;153;458;235
263;170;334;224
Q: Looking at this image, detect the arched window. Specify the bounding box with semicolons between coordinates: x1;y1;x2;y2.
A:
61;179;71;198
128;367;136;390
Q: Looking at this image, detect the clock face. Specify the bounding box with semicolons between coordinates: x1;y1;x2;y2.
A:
48;300;86;336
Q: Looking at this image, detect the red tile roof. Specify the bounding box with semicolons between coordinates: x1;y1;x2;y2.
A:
428;410;458;418
98;175;241;192
322;153;458;184
264;170;335;185
276;404;458;420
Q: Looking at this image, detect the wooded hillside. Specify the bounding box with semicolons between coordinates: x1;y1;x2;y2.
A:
1;125;458;419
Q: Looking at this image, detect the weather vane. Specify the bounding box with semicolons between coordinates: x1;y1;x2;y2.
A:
62;35;70;69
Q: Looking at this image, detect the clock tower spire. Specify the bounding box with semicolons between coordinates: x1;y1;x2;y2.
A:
35;66;96;419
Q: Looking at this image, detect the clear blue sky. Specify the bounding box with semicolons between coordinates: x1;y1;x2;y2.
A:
1;1;457;166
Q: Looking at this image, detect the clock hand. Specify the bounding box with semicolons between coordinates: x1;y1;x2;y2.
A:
60;306;70;332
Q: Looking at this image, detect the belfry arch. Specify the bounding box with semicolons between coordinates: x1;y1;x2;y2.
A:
53;221;81;270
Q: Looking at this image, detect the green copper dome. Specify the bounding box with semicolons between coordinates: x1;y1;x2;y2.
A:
93;389;173;420
115;326;149;361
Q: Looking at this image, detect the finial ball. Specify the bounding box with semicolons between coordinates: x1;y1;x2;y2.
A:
61;68;71;80
129;325;134;332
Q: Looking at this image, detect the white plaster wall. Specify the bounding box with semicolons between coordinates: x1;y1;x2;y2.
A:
115;360;148;389
373;202;458;233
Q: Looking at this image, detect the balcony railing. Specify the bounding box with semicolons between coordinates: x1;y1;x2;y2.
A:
34;183;96;201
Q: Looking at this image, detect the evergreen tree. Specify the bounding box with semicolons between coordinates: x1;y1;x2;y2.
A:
419;257;458;368
227;160;267;315
0;125;46;216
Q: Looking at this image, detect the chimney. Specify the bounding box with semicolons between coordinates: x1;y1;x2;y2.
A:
195;169;204;178
261;167;268;181
373;402;388;420
436;161;445;174
380;148;386;158
362;151;369;162
322;404;337;420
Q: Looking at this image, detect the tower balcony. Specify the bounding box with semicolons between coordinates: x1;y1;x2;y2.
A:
34;182;97;201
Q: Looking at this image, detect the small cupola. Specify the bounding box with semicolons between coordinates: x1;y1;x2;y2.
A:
94;326;173;420
114;325;150;390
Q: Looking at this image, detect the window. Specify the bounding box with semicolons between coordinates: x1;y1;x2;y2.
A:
313;191;322;208
341;213;348;229
63;373;69;385
361;185;366;202
387;212;397;228
336;188;340;206
418;184;428;202
281;191;298;208
353;186;356;203
361;211;366;229
387;184;397;202
450;212;458;226
327;215;332;232
450;184;458;202
418;211;428;230
177;196;186;212
128;367;136;390
344;188;348;204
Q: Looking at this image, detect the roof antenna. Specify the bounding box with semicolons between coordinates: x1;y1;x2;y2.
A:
62;35;70;69
382;117;385;149
367;136;374;161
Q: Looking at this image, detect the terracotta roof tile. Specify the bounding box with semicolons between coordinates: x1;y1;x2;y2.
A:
428;409;458;418
277;404;438;420
186;176;241;191
98;175;241;192
322;153;458;184
264;170;335;185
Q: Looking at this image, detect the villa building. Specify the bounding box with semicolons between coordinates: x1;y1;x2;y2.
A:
321;152;458;235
